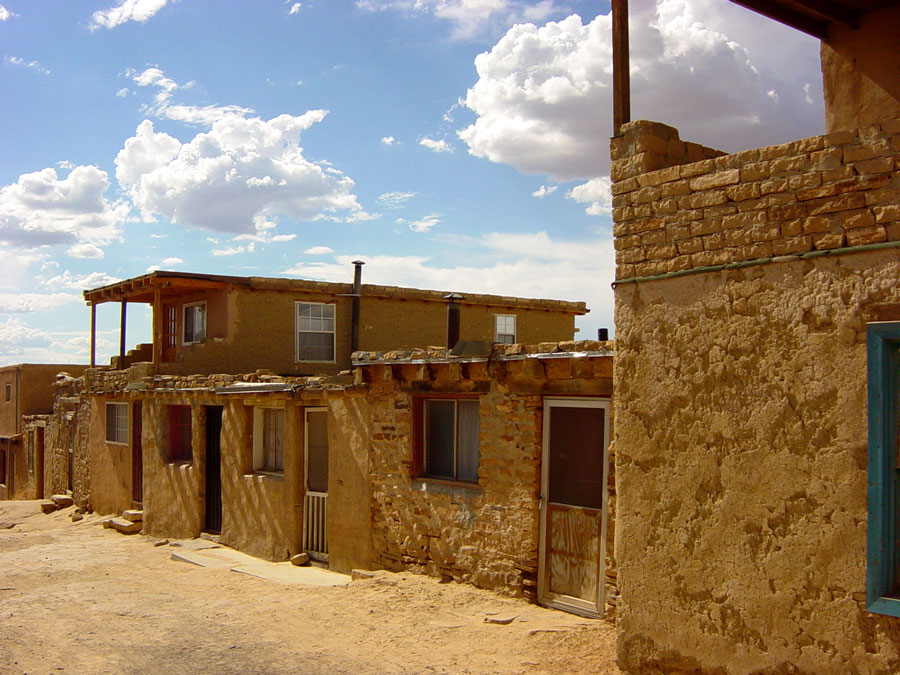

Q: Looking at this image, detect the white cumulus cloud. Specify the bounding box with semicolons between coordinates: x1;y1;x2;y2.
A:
568;177;611;216
0;165;128;252
289;2;302;14
67;243;105;259
0;5;13;20
42;270;121;291
115;113;371;234
532;184;557;198
381;136;397;145
458;2;822;199
304;246;334;255
420;137;453;153
91;0;174;30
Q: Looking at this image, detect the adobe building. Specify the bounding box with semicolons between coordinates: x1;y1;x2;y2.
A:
82;266;587;376
609;1;900;673
0;364;88;500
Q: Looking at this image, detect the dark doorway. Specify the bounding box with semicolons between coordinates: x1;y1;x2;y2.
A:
132;402;143;504
205;406;223;533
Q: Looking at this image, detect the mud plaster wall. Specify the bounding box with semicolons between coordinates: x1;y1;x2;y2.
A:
88;396;134;516
363;354;616;615
219;395;304;561
823;5;900;134
614;251;900;674
142;394;204;539
44;396;81;498
611;121;900;672
325;389;376;574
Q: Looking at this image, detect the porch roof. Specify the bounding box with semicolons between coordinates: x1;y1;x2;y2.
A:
82;271;249;306
728;0;898;39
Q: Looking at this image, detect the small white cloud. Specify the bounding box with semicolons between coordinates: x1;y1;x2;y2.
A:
419;137;453;153
42;270;120;291
57;160;75;170
567;177;611;216
4;56;49;75
116;87;130;97
304;246;334;255
532;184;557;198
289;2;302;14
407;214;440;233
212;243;255;256
376;191;417;209
381;136;397;145
146;264;161;272
90;0;174;30
0;5;15;20
67;243;105;259
161;256;183;266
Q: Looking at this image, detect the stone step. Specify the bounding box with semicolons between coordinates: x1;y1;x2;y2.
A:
109;517;142;535
122;509;143;522
50;494;74;508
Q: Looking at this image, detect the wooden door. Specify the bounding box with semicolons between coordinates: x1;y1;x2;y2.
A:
204;406;223;533
132;402;143;504
303;408;328;561
538;398;610;618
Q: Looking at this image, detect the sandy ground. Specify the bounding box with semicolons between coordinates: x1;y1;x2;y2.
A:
0;501;622;675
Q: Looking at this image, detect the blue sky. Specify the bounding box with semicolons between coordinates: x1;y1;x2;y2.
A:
0;0;823;366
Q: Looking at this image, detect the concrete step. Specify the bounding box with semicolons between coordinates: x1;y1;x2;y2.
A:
122;509;143;522
109;517;142;534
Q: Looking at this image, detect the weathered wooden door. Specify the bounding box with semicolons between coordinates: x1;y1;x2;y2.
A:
303;408;329;561
131;402;143;504
538;398;610;618
204;406;223;533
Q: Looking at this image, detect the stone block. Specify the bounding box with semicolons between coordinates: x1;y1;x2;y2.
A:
109;517;142;534
846;225;887;246
680;158;716;178
840;209;876;230
689;169;740;191
51;494;74;508
725;183;760;202
810;193;867;215
123;509;143;522
40;501;57;514
874;205;900;223
813;232;846;249
690;190;728;209
855;157;894;175
772;235;812;256
843;143;884;163
770;155;811;174
660;180;692;197
823;129;857;146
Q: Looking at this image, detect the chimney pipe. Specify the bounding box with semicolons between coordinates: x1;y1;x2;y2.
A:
444;293;464;349
598;328;609;341
351;260;365;354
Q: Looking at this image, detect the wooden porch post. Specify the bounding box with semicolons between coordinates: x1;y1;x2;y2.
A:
90;303;96;368
612;0;631;135
119;300;127;360
152;288;162;368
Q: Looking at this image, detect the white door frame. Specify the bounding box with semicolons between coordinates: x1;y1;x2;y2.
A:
538;397;610;618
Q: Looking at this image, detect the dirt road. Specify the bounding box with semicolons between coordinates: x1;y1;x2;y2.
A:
0;501;621;674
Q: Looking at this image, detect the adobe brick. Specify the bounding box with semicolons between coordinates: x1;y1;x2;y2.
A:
618;247;647;264
659;180;692;197
788;173;822;191
749;222;781;242
772;235;812;255
702;231;724;250
634;203;653;218
612;194;629;208
646;243;677;259
770;155;811;175
612;207;633;222
691;218;721;236
654;198;678;214
855;157;894;175
692;249;730;266
796;183;841;201
677;238;703;254
737;242;774;260
843;143;885;163
724;228;753;247
631;217;665;233
611;177;639;195
781;219;803;237
722;211;766;229
612;221;631;237
813;232;846;249
637;165;682;187
840;208;876;229
690;190;728;208
802;216;832;234
689;169;740;191
823;130;857;147
874;205;900;223
767;204;807;220
846;225;888;246
822;167;856;182
760;178;789;195
758;142;796;160
667;255;693;273
865;185;899;207
613;234;641;251
641;229;667;246
680;158;716;178
740;163;771;182
810;149;843;171
725;182;761;202
796;135;824;153
632;186;661;204
809;192;867;215
736;197;768;213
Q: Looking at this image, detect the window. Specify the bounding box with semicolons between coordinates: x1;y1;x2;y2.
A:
867;322;900;616
0;446;6;486
416;398;480;483
296;302;335;362
183;302;207;345
494;314;517;344
166;306;177;348
105;402;129;445
5;383;10;401
168;405;193;462
253;407;285;472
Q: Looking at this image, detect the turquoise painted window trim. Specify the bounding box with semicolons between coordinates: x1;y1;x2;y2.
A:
867;322;900;617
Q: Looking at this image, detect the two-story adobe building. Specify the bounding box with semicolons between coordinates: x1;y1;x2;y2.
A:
82;264;588;376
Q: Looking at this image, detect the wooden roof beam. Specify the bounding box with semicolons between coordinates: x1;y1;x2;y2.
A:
729;0;830;39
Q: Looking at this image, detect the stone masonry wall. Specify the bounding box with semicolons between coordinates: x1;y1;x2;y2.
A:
612;118;900;281
612;120;900;673
360;345;616;619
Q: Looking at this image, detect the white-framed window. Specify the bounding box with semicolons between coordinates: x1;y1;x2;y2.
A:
253;407;285;472
421;398;480;483
494;314;517;344
105;402;129;445
296;302;335;362
183;302;207;345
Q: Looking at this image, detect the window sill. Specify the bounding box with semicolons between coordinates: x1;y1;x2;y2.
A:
166;459;193;467
412;477;482;495
246;471;284;482
106;440;129;447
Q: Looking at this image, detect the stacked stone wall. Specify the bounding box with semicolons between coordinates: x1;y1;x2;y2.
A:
612;118;900;281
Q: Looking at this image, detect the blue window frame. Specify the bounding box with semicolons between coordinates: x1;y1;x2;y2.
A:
867;321;900;616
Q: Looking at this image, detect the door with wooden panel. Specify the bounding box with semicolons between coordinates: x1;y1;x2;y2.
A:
538;398;610;618
303;408;329;561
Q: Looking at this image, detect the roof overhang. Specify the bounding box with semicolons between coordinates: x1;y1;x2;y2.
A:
83;271;246;306
728;0;898;39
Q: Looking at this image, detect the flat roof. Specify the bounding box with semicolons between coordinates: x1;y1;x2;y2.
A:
82;270;588;315
729;0;897;39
